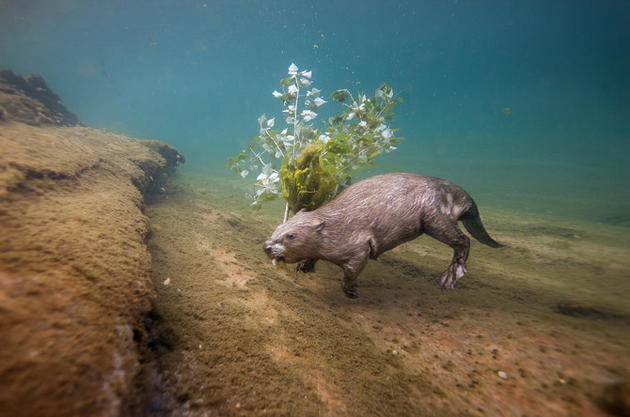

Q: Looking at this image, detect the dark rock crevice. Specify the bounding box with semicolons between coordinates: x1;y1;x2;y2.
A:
122;308;183;417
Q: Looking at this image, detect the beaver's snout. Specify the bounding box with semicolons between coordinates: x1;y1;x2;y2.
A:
263;240;285;259
263;240;273;256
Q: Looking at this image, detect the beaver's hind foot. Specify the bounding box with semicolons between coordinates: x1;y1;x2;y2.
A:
438;262;468;289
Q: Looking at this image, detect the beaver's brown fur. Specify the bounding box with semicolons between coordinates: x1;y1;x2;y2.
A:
263;173;503;298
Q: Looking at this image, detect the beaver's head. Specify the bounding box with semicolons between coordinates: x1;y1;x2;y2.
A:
263;211;325;264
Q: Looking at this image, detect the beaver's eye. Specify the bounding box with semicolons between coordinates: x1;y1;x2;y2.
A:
286;233;296;240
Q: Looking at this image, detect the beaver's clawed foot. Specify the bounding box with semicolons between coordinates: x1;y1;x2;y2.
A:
295;259;317;274
342;282;358;299
438;262;467;289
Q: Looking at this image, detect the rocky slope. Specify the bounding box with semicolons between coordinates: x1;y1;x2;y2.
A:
0;71;183;417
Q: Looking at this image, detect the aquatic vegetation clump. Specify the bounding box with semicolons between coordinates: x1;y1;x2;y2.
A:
228;63;402;220
279;143;337;213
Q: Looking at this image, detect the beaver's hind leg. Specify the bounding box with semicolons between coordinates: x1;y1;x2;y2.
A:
424;216;470;289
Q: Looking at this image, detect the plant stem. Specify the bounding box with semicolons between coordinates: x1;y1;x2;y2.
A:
292;77;299;161
249;149;266;166
263;129;284;157
283;202;289;223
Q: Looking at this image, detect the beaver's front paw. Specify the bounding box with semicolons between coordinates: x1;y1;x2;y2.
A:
295;259;317;274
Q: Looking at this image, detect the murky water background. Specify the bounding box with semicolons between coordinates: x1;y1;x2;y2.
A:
2;0;628;223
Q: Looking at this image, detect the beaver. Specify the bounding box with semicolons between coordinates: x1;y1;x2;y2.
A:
263;173;503;298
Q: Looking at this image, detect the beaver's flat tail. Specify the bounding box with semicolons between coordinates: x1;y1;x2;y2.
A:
460;202;504;248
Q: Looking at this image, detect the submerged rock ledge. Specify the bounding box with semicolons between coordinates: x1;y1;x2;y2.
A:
0;118;183;416
0;69;79;126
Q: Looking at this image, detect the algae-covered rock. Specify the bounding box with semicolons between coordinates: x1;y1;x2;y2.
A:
0;69;79;126
0;71;183;417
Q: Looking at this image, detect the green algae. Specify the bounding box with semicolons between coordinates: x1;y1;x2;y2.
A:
280;143;337;213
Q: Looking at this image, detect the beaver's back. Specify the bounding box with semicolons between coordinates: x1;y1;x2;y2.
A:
313;173;473;252
320;172;469;216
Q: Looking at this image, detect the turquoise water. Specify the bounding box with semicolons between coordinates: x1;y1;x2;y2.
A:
1;0;628;222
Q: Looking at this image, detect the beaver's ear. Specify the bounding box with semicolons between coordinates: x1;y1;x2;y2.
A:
310;217;325;232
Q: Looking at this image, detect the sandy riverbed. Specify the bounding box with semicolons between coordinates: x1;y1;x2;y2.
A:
145;170;630;417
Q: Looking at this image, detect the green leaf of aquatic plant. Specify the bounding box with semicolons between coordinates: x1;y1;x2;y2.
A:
330;89;350;103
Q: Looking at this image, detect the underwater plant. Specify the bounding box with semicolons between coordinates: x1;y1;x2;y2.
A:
228;63;402;222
